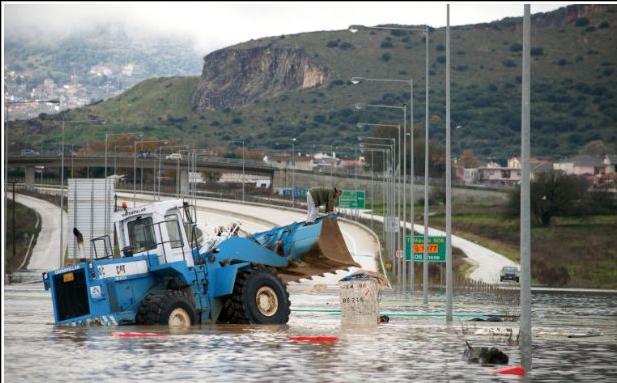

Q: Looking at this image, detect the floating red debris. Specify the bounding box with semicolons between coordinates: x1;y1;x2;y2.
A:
496;366;525;375
288;336;338;343
112;331;165;337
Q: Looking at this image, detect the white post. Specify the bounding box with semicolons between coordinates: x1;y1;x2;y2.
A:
445;3;453;322
410;81;415;294
423;26;430;304
60;118;65;267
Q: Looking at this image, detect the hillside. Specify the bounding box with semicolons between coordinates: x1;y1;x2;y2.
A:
9;4;617;160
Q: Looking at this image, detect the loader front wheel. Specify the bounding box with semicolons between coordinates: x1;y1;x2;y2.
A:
226;268;290;324
136;290;197;327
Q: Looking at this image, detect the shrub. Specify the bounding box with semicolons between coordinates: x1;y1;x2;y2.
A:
390;30;406;37
509;43;522;52
502;59;516;68
487;84;498;92
380;40;393;48
598;21;609;29
530;47;544;56
585;26;597;32
381;52;392;62
326;40;339;48
231;117;243;125
339;42;354;50
313;114;327;123
330;79;345;86
436;43;445;51
575;17;590;27
557;58;570;66
455;65;468;71
436;55;446;64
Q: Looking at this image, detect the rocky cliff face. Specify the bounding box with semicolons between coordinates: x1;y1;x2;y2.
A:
192;45;328;112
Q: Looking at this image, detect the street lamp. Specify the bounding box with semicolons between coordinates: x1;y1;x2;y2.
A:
355;102;406;286
359;143;395;269
291;137;297;207
134;139;166;206
352;77;414;292
358;122;407;287
350;23;431;302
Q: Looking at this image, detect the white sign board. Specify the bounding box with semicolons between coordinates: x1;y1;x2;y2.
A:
385;216;400;233
68;178;115;259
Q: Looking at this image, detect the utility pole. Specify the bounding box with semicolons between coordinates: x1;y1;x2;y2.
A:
12;182;16;260
445;3;453;322
423;25;430;304
520;3;532;373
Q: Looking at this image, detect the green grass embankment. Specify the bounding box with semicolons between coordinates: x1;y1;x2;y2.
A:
5;199;40;273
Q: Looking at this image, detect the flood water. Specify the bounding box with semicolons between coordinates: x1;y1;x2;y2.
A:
4;283;617;382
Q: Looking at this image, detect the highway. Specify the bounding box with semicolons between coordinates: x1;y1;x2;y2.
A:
14;186;515;285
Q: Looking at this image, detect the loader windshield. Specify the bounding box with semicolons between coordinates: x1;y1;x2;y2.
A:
127;217;157;253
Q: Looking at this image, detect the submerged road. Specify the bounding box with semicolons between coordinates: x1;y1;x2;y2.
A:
9;194;67;271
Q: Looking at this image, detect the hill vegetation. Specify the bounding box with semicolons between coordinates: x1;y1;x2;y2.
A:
9;4;617;160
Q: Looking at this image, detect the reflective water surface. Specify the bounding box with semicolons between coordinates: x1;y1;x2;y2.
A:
4;284;617;382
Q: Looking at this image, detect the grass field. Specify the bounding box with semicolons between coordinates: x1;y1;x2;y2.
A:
365;198;616;288
5;199;40;274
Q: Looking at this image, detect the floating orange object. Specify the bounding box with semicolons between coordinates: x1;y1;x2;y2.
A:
496;366;525;375
288;336;338;343
112;331;164;337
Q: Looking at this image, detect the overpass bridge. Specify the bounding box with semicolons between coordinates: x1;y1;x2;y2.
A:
8;153;275;191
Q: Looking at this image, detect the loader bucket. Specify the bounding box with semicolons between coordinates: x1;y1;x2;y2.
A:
279;216;361;282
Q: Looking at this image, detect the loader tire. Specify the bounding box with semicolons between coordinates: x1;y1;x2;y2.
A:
225;268;290;324
135;290;197;327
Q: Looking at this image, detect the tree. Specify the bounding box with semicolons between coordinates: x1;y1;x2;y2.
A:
579;140;608;156
459;149;480;168
507;170;587;226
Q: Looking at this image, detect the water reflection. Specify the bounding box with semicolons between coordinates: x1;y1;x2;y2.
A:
4;284;617;382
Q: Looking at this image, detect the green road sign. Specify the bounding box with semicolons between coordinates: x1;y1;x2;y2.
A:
405;235;446;262
339;190;366;209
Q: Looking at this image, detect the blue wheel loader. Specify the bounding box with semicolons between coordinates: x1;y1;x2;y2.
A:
42;200;359;326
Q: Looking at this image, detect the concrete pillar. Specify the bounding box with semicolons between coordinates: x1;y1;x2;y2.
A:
180;169;190;196
24;166;35;190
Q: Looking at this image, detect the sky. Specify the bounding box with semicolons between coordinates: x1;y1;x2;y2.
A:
4;2;567;54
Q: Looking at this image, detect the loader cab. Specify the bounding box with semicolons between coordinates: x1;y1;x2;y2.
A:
114;200;195;267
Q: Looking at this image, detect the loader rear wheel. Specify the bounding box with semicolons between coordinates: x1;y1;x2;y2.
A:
135;290;197;327
225;268;290;324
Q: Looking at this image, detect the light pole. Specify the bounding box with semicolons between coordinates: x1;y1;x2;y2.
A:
352;77;414;293
291;137;297;206
357;122;405;287
355;103;406;286
360;144;394;270
445;4;453;322
134;139;165;206
520;3;532;372
350;23;430;301
159;144;185;198
113;144;134;179
360;140;396;269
